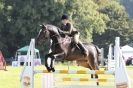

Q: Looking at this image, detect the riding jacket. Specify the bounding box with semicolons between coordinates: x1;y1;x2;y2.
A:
60;22;78;37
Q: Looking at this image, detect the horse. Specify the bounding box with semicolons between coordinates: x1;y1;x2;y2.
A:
36;24;101;85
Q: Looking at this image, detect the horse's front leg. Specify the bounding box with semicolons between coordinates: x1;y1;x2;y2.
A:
50;57;55;72
45;53;56;72
45;52;65;72
45;54;52;72
50;52;65;72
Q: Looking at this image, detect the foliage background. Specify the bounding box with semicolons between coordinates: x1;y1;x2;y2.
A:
0;0;133;58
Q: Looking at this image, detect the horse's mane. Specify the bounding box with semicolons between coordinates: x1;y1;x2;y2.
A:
45;24;63;36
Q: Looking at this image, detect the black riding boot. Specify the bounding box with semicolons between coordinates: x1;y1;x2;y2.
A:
77;43;88;57
71;42;75;48
70;42;78;52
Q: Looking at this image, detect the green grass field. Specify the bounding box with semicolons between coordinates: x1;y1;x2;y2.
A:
0;64;133;88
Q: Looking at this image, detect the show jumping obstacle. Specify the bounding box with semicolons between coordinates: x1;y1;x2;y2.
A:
20;37;131;88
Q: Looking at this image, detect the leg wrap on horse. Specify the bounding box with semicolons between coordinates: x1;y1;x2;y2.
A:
44;55;51;72
45;54;55;72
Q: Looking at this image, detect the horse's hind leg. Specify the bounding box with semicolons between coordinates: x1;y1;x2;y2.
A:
87;65;94;80
93;64;99;85
94;56;99;85
87;68;96;83
91;63;99;85
89;64;99;85
88;56;99;85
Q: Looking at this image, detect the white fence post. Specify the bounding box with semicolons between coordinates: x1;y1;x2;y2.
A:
42;73;54;88
20;39;35;88
100;48;104;66
107;44;115;71
115;37;131;88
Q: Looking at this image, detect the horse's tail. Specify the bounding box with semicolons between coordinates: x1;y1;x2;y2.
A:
94;45;101;65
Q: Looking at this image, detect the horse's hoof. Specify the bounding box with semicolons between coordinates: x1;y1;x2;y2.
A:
46;67;51;72
48;69;51;72
51;68;55;72
91;74;93;78
97;82;99;86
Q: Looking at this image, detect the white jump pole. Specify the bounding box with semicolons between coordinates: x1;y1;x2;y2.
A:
100;48;104;66
42;73;54;88
20;39;35;88
115;37;131;88
107;44;115;71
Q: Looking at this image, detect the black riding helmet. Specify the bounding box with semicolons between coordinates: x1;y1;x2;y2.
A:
61;14;69;20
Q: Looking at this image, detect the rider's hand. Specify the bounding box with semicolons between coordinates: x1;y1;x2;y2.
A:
60;33;66;38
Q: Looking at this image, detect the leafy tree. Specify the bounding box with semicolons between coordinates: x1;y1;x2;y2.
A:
127;19;133;46
64;0;109;42
93;0;130;56
0;0;65;57
0;0;109;57
0;0;131;58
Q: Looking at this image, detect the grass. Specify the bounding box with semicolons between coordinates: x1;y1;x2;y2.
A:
0;64;133;88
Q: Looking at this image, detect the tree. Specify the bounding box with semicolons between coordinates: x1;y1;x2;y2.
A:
127;19;133;46
0;0;65;57
0;0;131;58
0;0;109;57
93;0;130;56
64;0;109;42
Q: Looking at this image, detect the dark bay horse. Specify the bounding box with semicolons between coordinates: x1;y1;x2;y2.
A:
36;24;101;85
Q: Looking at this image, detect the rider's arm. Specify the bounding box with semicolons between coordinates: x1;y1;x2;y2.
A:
65;23;72;34
61;23;72;35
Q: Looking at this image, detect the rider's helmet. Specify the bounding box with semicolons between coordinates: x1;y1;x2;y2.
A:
61;14;69;20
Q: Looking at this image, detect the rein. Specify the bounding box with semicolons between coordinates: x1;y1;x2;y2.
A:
50;34;70;46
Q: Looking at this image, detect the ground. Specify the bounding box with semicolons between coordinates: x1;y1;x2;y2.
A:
0;64;133;88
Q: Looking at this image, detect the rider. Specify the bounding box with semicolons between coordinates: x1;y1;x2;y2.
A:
60;14;88;57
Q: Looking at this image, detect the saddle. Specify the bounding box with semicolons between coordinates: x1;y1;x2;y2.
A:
59;33;88;57
60;35;71;47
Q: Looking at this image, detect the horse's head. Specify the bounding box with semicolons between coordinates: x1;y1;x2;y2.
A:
36;24;50;45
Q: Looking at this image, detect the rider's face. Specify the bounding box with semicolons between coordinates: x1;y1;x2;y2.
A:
61;19;68;25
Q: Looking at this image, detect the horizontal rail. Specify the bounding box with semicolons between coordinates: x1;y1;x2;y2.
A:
34;70;114;75
55;78;114;82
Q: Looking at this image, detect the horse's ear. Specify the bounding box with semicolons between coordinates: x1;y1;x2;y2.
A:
40;24;46;30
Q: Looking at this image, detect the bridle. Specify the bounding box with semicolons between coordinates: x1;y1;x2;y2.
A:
41;26;70;46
